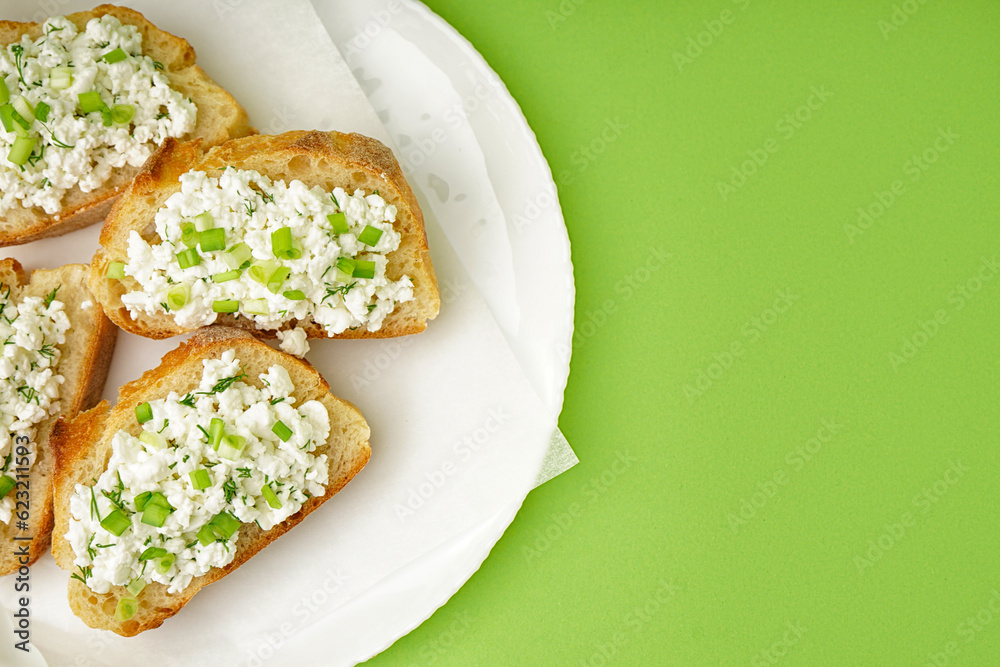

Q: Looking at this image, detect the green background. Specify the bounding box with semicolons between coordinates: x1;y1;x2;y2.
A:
368;1;1000;665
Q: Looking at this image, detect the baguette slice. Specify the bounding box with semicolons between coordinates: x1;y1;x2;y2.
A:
90;130;440;340
0;258;117;575
50;325;371;636
0;4;254;247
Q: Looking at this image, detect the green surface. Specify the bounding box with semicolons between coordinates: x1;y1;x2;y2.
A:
368;1;1000;665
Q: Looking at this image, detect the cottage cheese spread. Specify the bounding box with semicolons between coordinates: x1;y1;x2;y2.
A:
0;284;69;524
0;14;196;215
66;349;331;594
119;168;414;356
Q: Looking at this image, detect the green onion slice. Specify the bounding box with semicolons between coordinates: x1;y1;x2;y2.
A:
11;97;33;126
243;298;268;316
100;509;130;537
196;523;218;546
358;225;384;247
208;417;224;450
7;136;36;166
155;553;175;574
101;47;128;64
199;227;226;252
212;299;239;313
327;212;348;234
78;90;105;114
106;261;126;279
135;402;153;424
138;547;167;561
217;434;246;461
34;101;50;122
189;469;211;491
271;227;293;257
139;430;166;449
353;260;376;280
266;266;290;294
125;578;146;597
0;104;14;132
282;289;306;301
179;221;198;247
223;242;253;270
134;491;152;512
271;420;292;442
141;503;171;528
0;476;16;500
0;79;7;106
111;104;134;124
261;484;282;509
176;247;201;269
193;211;214;231
212;269;241;283
49;66;73;90
336;257;356;277
115;597;138;622
211;511;241;539
248;259;280;284
166;284;189;311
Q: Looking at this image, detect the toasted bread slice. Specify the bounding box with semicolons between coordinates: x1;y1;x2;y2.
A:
0;258;116;575
50;326;371;635
90;130;440;341
0;4;254;247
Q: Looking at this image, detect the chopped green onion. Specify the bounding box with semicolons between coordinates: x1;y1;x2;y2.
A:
208;417;224;450
271;227;293;257
0;104;14;132
133;491;152;512
211;511;240;539
266;266;290;294
271;420;292;442
196;523;218;546
358;225;384;247
106;261;126;279
217;434;246;460
166;284;190;311
155;553;175;574
11;96;33;126
125;578;146;597
282;290;306;301
0;79;7;106
101;48;128;64
223;242;253;269
248;259;280;284
50;66;73;90
135;402;153;424
261;484;282;509
179;221;198;247
100;108;112;127
115;597;138;622
199;228;226;252
212;269;241;283
0;475;15;500
353;260;376;280
78;91;105;114
193;211;214;231
336;257;356;277
212;299;239;313
34;101;50;122
287;240;304;260
189;469;211;491
176;247;201;269
141;502;171;528
111;104;134;124
139;430;166;449
243;298;268;316
100;510;130;537
7;136;35;166
327;212;348;234
138;547;167;561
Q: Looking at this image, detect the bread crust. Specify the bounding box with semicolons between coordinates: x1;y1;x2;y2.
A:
0;4;254;247
50;326;371;635
91;130;440;341
0;258;117;575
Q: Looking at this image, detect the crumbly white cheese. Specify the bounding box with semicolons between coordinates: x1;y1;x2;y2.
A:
0;285;69;523
276;326;309;357
0;15;196;215
66;349;330;594
119;168;414;336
